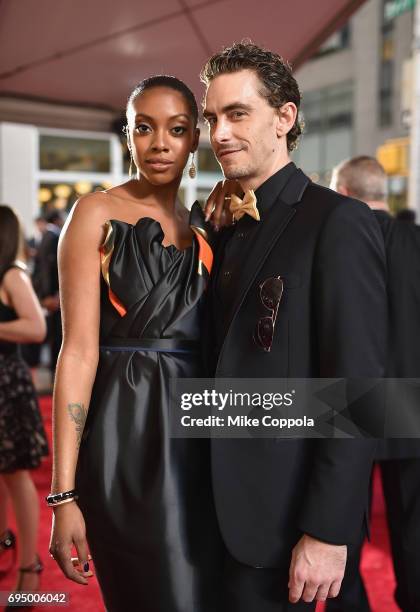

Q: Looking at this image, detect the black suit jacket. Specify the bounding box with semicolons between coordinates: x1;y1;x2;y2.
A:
32;225;60;300
204;167;387;568
374;211;420;460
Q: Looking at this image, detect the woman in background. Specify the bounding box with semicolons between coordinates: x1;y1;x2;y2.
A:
0;205;48;601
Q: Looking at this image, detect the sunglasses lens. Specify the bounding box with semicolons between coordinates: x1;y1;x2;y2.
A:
261;277;283;310
255;317;274;351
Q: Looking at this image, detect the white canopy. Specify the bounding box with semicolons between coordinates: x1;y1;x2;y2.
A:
0;0;366;110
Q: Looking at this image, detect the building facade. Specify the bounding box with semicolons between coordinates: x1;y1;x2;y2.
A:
294;0;414;210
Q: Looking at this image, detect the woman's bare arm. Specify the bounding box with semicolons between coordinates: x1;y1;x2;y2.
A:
0;268;46;343
51;194;107;494
49;195;109;585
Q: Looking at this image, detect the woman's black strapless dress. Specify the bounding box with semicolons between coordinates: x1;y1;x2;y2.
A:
75;203;222;612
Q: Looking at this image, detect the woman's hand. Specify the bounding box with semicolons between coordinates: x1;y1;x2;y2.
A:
204;179;242;229
49;502;93;585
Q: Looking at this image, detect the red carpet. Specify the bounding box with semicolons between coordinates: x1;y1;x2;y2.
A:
1;396;399;611
0;396;103;612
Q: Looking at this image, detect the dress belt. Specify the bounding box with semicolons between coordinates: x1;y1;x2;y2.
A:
100;337;199;354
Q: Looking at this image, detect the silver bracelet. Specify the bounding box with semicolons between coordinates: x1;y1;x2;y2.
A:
46;489;78;506
49;497;78;508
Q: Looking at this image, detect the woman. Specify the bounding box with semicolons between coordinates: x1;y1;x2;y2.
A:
49;76;223;612
0;205;48;598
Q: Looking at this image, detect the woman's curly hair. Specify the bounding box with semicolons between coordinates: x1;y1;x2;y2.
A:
200;40;303;151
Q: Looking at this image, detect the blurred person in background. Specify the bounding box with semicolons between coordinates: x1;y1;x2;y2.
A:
0;205;49;606
0;478;14;577
22;216;48;370
395;208;416;224
32;211;64;373
330;156;420;612
26;216;48;269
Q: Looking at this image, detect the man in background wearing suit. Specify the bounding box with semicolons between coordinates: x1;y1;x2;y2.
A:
32;210;64;372
331;156;420;612
201;42;387;612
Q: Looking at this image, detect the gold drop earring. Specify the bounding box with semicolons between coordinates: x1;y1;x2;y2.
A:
188;152;196;179
125;126;135;180
128;150;138;180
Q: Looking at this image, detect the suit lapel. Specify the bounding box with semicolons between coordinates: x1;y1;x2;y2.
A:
217;168;310;361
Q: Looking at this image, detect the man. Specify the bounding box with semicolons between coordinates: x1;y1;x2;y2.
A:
395;208;416;223
331;156;420;612
32;210;64;371
201;42;387;611
21;215;48;368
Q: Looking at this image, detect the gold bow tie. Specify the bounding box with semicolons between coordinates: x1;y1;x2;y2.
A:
229;190;260;222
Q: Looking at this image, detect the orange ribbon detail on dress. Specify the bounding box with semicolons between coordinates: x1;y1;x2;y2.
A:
191;228;213;276
99;221;127;317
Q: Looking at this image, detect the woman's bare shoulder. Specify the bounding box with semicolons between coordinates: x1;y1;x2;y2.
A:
2;264;31;292
69;191;114;225
69;182;136;225
58;194;114;256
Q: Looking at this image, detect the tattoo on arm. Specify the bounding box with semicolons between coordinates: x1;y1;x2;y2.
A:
67;402;87;448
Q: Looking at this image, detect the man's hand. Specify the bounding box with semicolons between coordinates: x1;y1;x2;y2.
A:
204;179;241;229
288;534;347;604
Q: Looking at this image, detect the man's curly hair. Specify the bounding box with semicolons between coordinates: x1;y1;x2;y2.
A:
200;41;303;152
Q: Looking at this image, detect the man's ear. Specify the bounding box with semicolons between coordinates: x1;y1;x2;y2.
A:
331;176;349;196
192;127;200;153
275;103;298;139
336;185;349;196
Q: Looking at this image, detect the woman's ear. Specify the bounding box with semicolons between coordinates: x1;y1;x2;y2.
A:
275;103;297;139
